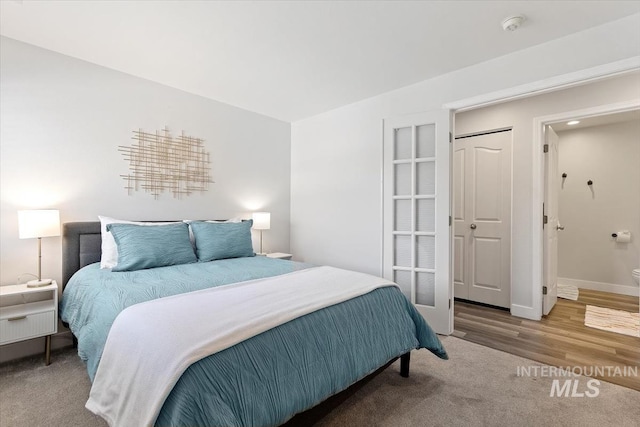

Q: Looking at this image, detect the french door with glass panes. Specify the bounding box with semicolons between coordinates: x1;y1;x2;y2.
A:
383;110;452;335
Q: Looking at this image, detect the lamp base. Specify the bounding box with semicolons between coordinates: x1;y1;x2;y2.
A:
27;278;53;288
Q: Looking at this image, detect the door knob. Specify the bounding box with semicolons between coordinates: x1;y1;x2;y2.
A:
557;225;564;230
470;223;477;230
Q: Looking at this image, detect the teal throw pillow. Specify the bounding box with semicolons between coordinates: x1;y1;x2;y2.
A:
190;220;255;262
107;222;197;271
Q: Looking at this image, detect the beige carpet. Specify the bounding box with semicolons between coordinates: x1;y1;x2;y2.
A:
1;337;639;427
584;305;640;337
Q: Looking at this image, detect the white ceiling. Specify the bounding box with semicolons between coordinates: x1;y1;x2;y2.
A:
551;109;640;132
2;1;639;122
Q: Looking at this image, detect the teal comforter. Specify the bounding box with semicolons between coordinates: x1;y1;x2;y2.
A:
60;257;447;427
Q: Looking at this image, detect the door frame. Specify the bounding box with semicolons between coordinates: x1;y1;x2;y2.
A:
442;57;640;320
532;99;640;317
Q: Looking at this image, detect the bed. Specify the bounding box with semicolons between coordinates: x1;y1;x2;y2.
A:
59;220;447;427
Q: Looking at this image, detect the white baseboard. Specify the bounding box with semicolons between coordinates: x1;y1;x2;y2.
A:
558;277;639;297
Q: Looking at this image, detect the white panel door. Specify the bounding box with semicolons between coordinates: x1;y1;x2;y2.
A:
543;126;559;315
383;110;452;335
454;130;511;308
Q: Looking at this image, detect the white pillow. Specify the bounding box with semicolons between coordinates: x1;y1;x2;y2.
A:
206;218;242;224
98;216;177;269
182;218;242;224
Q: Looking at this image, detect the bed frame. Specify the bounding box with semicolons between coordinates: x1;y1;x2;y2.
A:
61;221;411;379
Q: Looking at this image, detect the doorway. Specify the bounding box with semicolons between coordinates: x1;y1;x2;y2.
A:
451;71;640;320
445;68;640;388
453;98;640;387
541;108;640;316
534;100;640;315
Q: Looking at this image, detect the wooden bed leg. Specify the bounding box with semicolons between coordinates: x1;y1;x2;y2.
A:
45;335;51;366
400;352;410;378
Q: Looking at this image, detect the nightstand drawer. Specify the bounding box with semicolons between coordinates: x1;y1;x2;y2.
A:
0;310;56;345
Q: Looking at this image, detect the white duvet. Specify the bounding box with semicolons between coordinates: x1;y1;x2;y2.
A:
85;265;396;427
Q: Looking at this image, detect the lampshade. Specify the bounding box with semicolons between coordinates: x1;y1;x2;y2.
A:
252;212;271;230
18;210;61;239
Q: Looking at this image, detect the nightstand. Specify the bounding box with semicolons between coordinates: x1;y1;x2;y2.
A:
0;282;58;365
266;252;293;260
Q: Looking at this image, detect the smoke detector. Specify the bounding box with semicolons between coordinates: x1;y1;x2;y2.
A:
502;15;525;32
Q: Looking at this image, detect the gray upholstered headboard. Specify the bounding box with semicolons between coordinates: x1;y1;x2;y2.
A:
62;221;102;289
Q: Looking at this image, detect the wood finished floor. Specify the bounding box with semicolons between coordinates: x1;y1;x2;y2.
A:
453;289;640;391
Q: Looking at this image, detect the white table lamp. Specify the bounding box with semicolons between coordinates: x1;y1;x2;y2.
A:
18;209;60;287
252;212;271;255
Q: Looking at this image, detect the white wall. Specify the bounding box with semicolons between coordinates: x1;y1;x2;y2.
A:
556;120;640;289
290;14;640;318
1;37;291;359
